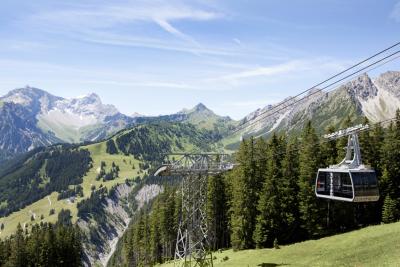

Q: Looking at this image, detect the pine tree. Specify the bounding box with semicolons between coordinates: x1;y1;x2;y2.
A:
298;121;326;237
336;116;353;161
380;110;400;221
6;223;26;267
253;134;284;247
370;123;385;176
207;173;229;250
106;139;118;154
382;195;399;223
229;137;259;250
359;117;373;166
280;138;300;243
322;125;338;166
149;199;162;264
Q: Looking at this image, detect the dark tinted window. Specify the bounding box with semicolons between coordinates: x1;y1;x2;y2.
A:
351;172;379;197
316;171;330;195
333;172;353;198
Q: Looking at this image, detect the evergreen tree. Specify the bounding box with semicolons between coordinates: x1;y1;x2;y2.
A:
229;137;259;250
57;209;73;226
207;173;230;250
370;123;385;176
149;199;162;264
159;188;177;260
382;195;399;223
298;121;326;237
359;117;373;166
280;138;300;243
253;134;284;247
322;125;338;166
106;139;118;154
380;110;400;221
6;223;26;267
336;116;352;161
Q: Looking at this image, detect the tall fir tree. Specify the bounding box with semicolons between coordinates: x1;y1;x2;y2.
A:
322;125;338;166
6;223;26;267
380;110;400;221
229;137;259;250
298;121;326;237
207;173;230;250
253;134;284;247
280;138;300;243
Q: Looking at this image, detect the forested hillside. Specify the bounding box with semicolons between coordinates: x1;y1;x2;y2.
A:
0;211;82;267
110;112;400;266
0;122;221;266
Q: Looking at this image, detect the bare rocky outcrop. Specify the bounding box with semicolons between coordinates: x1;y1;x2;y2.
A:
78;183;133;267
78;183;163;267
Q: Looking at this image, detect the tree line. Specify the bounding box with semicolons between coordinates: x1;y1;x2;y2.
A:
0;212;82;267
110;112;400;266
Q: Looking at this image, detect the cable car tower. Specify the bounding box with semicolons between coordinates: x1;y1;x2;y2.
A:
154;153;233;267
315;124;379;202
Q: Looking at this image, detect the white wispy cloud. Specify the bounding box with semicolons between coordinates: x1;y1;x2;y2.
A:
35;1;222;28
212;58;348;84
31;1;223;56
218;60;304;81
79;30;239;56
390;1;400;22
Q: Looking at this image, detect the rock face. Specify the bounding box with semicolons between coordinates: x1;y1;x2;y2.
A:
0;87;135;159
0;102;60;154
78;184;133;267
78;183;163;267
225;71;400;149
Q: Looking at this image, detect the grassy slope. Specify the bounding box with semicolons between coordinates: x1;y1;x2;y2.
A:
0;123;215;238
0;139;141;238
161;222;400;267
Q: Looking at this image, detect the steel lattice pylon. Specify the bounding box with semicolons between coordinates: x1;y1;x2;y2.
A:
154;153;233;267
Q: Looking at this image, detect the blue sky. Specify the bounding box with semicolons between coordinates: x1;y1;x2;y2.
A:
0;0;399;119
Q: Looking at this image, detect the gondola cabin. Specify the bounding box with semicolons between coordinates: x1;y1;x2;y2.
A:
315;168;379;202
315;124;379;202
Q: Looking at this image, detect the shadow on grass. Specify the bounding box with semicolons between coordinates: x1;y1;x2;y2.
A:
258;263;289;267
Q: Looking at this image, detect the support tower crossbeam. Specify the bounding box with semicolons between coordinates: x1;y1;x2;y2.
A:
154;153;233;267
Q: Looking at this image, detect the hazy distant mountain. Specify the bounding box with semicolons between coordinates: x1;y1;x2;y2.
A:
134;103;237;136
224;71;400;149
1;87;134;143
0;88;235;159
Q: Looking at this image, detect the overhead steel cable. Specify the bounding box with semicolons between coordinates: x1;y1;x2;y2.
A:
232;42;400;135
270;116;400;158
232;49;400;136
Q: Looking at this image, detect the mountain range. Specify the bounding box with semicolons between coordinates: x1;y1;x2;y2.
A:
225;71;400;149
0;87;235;161
0;71;399;159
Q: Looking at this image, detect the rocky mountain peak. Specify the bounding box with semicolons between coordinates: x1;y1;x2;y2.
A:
193;103;209;112
374;71;400;98
180;103;213;115
1;86;62;113
344;73;377;101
